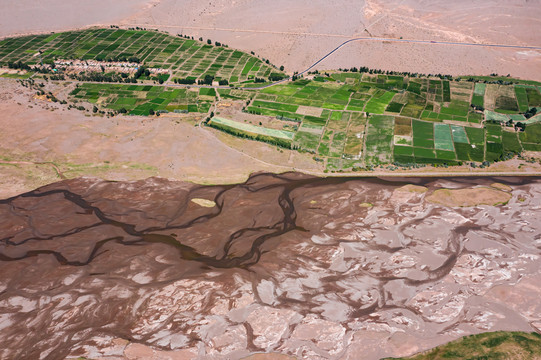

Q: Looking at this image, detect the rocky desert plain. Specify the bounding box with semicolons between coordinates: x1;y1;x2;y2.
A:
1;0;541;359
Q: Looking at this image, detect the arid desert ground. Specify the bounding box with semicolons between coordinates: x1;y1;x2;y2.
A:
1;0;540;80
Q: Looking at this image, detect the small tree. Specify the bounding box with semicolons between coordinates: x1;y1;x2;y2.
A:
92;106;98;113
279;65;284;71
207;39;212;45
149;109;155;115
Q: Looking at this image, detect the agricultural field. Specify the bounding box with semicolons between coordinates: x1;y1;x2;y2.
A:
0;28;282;85
69;83;213;115
388;331;541;360
66;70;541;170
364;115;394;165
3;27;541;170
234;72;540;169
208;116;294;148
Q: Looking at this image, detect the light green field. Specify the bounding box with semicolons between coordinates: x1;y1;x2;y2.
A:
209;117;294;140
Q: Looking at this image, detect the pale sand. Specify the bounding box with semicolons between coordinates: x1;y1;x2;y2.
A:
1;1;539;79
0;0;153;38
123;0;541;80
0;80;312;198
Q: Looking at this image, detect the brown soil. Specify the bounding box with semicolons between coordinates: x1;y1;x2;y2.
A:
491;182;512;192
1;175;540;359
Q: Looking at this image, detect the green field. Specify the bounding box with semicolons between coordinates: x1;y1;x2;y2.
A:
70;83;211;115
209;117;294;148
472;83;486;107
385;332;541;360
66;70;541;167
4;27;541;169
364;115;394;165
0;28;283;84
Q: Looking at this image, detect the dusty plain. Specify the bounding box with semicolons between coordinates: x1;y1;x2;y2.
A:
1;0;540;80
121;0;541;80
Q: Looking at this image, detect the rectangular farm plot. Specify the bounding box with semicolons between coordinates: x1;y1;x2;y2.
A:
434;124;454;151
465;127;485;145
514;86;529;112
364;115;394;165
414;147;436;160
386;102;404;113
486;123;502;142
443;80;451;102
394;145;414;156
327;111;350;131
296;106;323;117
343;113;365;157
526;87;541;107
455;142;484;162
412;120;434;140
394;117;412;136
209;117;294;147
436;150;456;161
502;131;522;153
294;131;321;152
451;125;469;143
329;131;347;157
364;91;395;114
440;100;469;117
251;100;299;113
472;83;486;108
519;123;541;145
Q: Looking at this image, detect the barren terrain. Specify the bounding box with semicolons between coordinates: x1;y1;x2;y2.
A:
0;80;325;198
1;174;540;359
0;0;151;38
123;0;541;80
1;1;539;79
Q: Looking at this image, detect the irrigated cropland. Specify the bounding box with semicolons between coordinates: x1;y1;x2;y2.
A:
2;28;541;173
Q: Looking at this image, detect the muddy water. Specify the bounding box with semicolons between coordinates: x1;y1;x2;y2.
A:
0;173;540;359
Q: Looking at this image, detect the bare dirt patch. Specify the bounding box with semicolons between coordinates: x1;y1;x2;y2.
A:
0;0;152;38
491;182;512;192
427;187;512;207
296;105;323;117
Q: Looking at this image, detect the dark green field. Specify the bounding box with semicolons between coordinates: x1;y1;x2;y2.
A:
384;332;541;360
0;28;282;84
